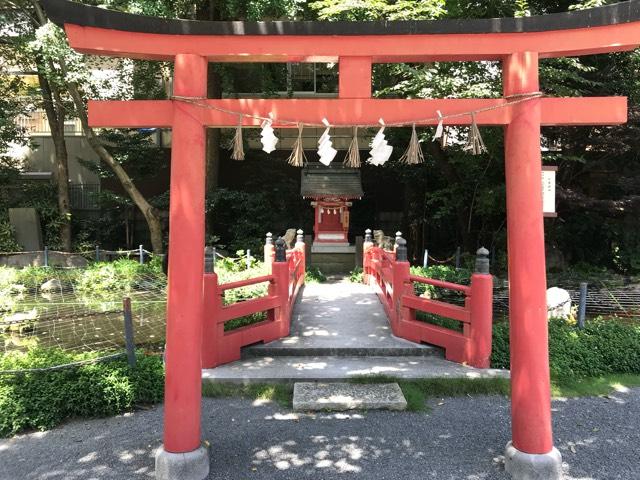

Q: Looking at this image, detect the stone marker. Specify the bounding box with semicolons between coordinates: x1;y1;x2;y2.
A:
8;208;42;251
293;382;407;411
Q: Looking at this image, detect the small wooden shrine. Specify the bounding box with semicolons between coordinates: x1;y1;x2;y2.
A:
301;163;363;247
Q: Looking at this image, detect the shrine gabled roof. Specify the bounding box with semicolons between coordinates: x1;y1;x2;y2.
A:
41;0;640;36
301;164;363;200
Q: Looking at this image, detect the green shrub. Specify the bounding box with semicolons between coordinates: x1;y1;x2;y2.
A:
491;317;640;377
216;261;270;331
0;347;164;437
348;267;363;283
0;221;20;252
305;266;326;283
76;258;166;300
409;265;470;297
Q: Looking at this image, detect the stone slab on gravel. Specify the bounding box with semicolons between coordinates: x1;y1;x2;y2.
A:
293;382;407;411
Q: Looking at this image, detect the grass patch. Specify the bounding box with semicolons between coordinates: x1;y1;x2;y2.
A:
350;375;511;411
201;382;292;407
551;374;640;397
350;374;640;410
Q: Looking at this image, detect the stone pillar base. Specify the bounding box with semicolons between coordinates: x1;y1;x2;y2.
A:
155;445;209;480
504;441;562;480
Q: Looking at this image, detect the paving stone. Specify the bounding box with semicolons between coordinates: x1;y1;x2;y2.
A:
292;382;407;411
244;280;438;357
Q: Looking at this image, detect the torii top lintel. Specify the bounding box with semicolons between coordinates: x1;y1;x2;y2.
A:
43;0;640;62
40;0;640;129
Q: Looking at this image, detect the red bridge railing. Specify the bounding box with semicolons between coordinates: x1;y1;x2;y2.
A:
202;232;305;368
363;231;493;368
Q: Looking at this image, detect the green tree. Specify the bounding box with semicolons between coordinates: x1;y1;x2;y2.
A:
2;1;173;252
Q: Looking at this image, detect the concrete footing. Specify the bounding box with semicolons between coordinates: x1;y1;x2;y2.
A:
504;441;562;480
155;445;209;480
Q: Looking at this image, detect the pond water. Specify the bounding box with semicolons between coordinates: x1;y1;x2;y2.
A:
1;289;167;353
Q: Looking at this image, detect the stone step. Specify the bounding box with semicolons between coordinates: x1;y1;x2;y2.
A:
292;382;407;411
201;356;509;384
243;343;442;358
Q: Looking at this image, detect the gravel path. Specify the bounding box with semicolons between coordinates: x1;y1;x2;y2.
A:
1;388;638;480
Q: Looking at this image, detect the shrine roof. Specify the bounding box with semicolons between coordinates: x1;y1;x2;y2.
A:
301;164;363;200
41;0;640;36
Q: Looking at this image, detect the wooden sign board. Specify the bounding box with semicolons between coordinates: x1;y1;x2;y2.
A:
542;166;558;217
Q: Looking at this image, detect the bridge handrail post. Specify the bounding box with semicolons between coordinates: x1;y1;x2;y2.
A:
202;271;220;368
391;237;411;334
467;247;493;368
272;238;291;336
363;228;374;284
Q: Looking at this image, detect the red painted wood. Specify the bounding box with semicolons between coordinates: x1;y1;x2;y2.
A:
339;57;372;98
504;52;553;455
217;321;281;365
409;275;471;294
163;53;207;454
201;244;306;368
218;274;273;291
202;273;221;368
87;97;628;129
402;295;471;323
217;296;281;323
64;23;640;62
398;318;468;363
366;245;492;368
467;273;494;369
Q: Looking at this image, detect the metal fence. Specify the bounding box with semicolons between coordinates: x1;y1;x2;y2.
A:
493;282;640;320
69;183;101;211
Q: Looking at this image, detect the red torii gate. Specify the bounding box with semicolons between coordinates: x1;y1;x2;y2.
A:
42;1;640;479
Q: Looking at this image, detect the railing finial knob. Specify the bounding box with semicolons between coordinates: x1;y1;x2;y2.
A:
395;231;403;247
475;247;490;274
396;237;408;262
275;237;287;262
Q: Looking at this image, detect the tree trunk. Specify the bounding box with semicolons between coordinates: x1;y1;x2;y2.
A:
65;80;166;253
36;66;72;251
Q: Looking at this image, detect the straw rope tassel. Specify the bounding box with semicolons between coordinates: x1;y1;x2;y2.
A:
343;126;361;168
287;123;307;167
440;127;448;149
231;116;245;160
465;113;487;155
399;124;425;165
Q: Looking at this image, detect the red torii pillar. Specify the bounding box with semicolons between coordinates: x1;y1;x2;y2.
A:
162;54;207;456
503;52;562;475
41;1;640;479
